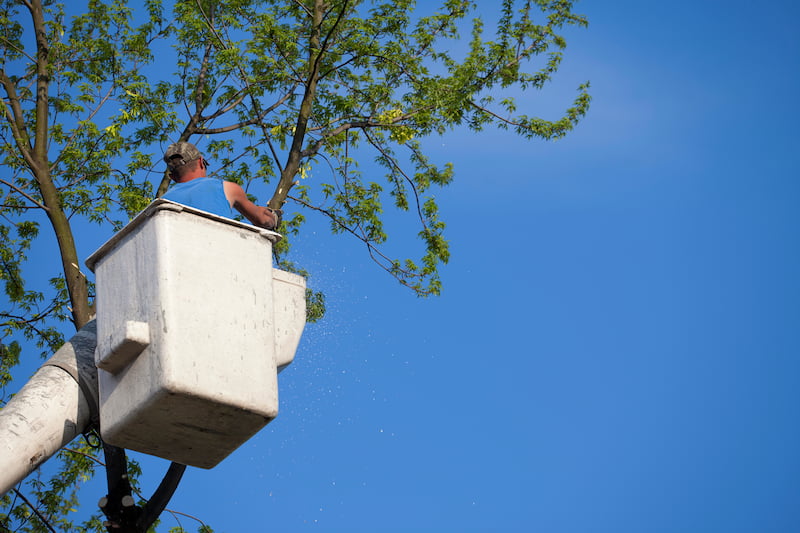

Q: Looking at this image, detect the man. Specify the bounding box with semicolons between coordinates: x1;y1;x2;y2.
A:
161;142;281;230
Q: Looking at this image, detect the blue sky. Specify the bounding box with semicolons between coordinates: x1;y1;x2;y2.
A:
6;0;800;531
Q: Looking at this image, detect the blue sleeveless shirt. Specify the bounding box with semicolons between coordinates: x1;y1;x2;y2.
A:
162;178;232;218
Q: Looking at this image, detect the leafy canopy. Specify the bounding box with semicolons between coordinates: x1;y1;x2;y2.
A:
0;0;589;531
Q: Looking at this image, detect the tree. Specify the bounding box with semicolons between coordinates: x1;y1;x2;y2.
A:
0;0;590;530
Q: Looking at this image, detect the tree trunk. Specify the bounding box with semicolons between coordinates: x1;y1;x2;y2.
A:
269;0;327;209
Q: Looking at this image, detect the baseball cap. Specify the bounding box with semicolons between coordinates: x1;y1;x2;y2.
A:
164;142;202;170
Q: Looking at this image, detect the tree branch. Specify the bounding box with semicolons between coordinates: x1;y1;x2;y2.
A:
0;35;35;63
0;178;48;210
270;0;350;209
288;193;427;291
361;129;426;227
62;448;193;533
11;489;57;533
0;70;35;171
50;83;116;172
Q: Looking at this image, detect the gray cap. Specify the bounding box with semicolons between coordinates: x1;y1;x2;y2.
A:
164;142;202;170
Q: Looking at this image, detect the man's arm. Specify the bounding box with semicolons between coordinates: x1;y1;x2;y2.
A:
223;181;280;230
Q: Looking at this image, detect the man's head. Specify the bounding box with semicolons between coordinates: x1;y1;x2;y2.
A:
164;142;205;181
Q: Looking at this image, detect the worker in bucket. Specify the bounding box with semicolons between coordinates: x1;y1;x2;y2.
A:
161;141;282;230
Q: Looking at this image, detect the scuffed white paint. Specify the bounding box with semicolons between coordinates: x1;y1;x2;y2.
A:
87;200;306;469
0;323;98;496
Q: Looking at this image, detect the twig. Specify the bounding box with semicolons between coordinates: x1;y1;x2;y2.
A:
11;489;57;533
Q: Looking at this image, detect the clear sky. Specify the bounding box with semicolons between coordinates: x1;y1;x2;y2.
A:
6;0;800;531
